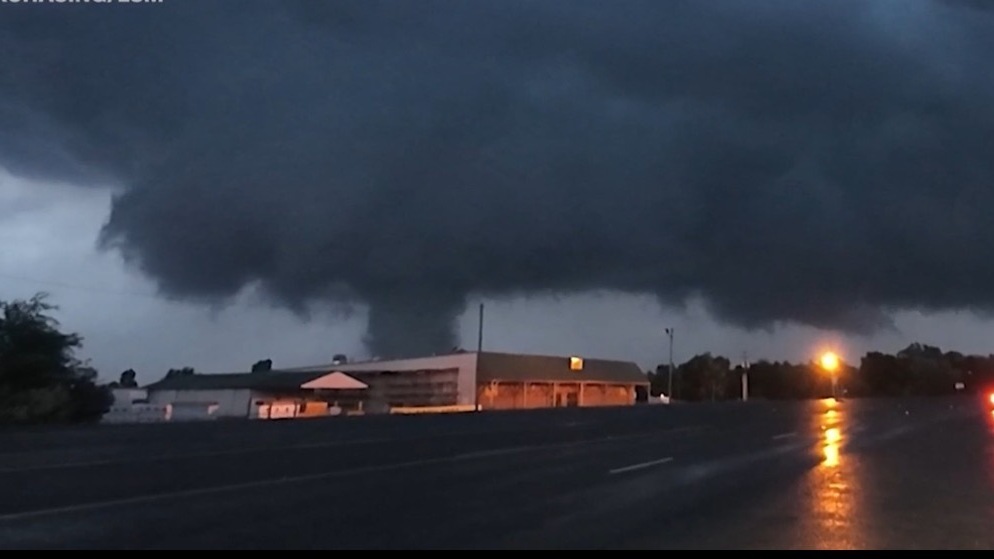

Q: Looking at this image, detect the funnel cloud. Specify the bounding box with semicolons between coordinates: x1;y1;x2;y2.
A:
1;1;993;357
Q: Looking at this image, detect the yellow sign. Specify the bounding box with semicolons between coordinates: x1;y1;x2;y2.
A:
570;357;584;371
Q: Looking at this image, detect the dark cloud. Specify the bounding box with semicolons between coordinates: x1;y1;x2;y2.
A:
941;0;994;12
1;0;993;357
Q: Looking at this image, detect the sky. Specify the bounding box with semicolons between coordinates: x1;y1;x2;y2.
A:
2;1;994;384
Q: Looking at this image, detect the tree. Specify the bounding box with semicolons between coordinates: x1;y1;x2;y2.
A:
118;369;138;388
679;353;732;401
653;341;988;403
251;359;273;373
69;362;115;423
702;355;732;401
648;364;670;397
165;367;196;379
0;293;112;424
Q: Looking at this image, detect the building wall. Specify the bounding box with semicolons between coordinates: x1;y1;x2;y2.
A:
333;353;479;407
148;388;255;418
103;403;170;424
287;352;644;412
250;399;331;420
477;381;636;410
581;383;636;407
111;388;148;406
148;389;363;420
362;369;460;408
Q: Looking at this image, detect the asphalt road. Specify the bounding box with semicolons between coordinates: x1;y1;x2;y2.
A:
0;396;991;549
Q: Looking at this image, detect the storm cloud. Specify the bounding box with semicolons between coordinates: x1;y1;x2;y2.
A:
2;1;993;357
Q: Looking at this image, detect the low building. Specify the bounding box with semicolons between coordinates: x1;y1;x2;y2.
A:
144;350;649;419
145;370;371;420
110;387;148;406
103;387;170;424
293;350;650;411
475;352;648;409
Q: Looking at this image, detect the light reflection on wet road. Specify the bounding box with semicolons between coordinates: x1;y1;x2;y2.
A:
800;400;870;549
633;396;993;550
0;397;991;549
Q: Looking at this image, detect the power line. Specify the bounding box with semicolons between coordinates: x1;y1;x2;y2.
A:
0;272;164;301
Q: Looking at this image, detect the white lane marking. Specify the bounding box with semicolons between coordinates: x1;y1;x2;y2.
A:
0;423;706;475
608;456;674;475
771;432;796;440
453;426;695;461
0;427;702;521
0;438;397;474
674;442;809;484
0;423;544;460
455;446;539;460
0;456;459;523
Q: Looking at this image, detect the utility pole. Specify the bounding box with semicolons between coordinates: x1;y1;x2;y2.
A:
475;303;484;412
741;352;750;402
665;328;675;400
477;302;484;353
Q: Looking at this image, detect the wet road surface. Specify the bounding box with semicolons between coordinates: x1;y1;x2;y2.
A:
0;397;991;549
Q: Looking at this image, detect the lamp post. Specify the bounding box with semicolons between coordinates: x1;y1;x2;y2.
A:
665;328;675;400
471;303;485;412
741;352;750;402
819;351;840;399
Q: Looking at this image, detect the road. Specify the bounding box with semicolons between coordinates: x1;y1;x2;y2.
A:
0;396;991;549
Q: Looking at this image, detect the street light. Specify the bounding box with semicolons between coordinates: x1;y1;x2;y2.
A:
819;351;840;399
665;328;675;400
741;353;750;402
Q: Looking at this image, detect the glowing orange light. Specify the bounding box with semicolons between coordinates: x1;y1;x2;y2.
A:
820;351;840;372
988;393;994;406
823;443;840;468
825;427;841;444
822;427;842;468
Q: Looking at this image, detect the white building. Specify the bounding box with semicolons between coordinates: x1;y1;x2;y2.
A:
322;351;649;410
143;351;649;419
145;370;370;420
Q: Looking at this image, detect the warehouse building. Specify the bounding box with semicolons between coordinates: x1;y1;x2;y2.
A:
293;350;649;411
475;352;648;409
144;350;649;419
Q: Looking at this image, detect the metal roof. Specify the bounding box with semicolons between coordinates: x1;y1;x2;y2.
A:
145;370;352;392
146;351;648;391
476;352;648;385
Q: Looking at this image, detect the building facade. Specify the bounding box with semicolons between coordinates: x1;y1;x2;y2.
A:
143;351;650;420
474;352;648;410
145;370;371;420
295;351;649;411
